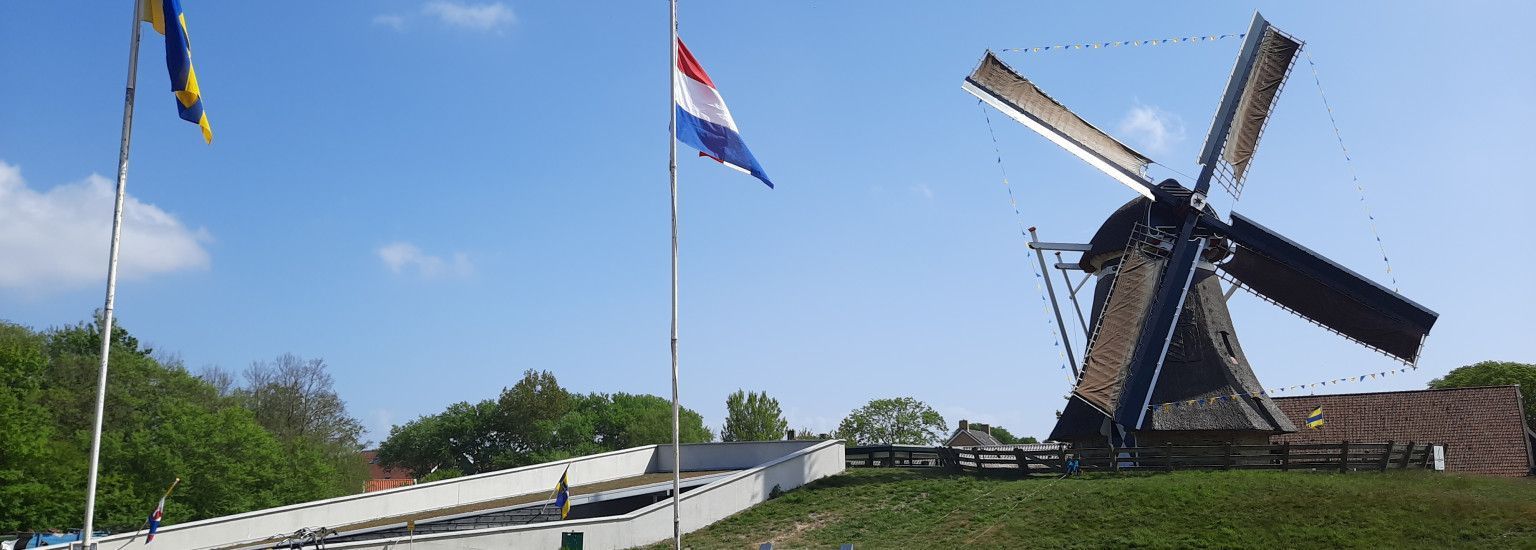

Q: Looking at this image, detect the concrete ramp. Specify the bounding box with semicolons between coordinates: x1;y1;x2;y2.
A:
78;440;844;550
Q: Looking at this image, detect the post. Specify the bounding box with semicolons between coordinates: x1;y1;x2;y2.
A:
1028;228;1079;377
1399;441;1415;469
1054;251;1090;336
1338;440;1350;473
1280;442;1290;471
83;2;145;547
667;1;682;547
1164;442;1173;472
1378;440;1394;472
1222;442;1233;470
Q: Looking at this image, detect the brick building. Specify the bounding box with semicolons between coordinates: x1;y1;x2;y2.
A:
1272;385;1534;477
360;450;416;492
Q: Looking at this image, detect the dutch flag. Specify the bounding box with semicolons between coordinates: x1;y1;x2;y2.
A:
674;38;773;188
146;495;166;543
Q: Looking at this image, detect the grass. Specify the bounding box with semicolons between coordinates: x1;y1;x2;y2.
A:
647;468;1536;549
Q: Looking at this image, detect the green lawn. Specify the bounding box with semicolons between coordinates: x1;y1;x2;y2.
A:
651;468;1536;549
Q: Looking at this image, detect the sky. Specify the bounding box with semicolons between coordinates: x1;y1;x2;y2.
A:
2;1;1533;444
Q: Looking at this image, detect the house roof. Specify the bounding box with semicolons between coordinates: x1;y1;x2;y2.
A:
360;450;414;480
1272;385;1532;477
947;429;1002;447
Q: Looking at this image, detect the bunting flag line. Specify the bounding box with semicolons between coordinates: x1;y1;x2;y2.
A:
976;100;1076;385
1303;52;1397;292
999;33;1244;55
1148;364;1420;411
140;0;212;143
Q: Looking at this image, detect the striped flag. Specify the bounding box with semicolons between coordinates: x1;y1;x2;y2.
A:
673;38;772;188
550;466;571;520
145;494;167;543
1306;407;1325;429
140;0;212;143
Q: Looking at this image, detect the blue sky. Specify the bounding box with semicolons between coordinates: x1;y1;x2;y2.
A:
2;1;1532;443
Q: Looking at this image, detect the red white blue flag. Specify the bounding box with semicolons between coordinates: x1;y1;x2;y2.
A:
674;38;773;188
146;495;166;543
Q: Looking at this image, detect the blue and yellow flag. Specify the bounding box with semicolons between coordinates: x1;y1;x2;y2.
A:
550;467;571;519
140;0;211;143
1306;407;1325;429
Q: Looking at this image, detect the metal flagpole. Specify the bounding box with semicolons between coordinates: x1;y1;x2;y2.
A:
667;0;682;548
84;1;145;547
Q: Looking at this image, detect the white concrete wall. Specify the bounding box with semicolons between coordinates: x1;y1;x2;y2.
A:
325;440;847;550
657;439;825;472
79;445;661;550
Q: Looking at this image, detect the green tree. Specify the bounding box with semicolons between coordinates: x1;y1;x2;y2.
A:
836;397;947;446
235;354;369;499
721;390;789;442
1429;360;1536;427
982;426;1039;445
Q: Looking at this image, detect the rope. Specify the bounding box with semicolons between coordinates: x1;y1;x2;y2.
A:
1146;363;1419;411
960;473;1071;545
977;100;1075;385
998;33;1244;54
1303;52;1399;292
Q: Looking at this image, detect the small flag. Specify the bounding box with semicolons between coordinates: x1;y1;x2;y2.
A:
140;0;212;143
146;495;167;543
673;38;772;187
1306;407;1325;429
145;477;179;544
550;466;571;519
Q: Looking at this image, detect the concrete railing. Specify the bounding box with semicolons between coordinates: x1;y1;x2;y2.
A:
79;445;661;550
326;439;847;550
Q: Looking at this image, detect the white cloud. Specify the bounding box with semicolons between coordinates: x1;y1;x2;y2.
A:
422;1;515;31
1117;103;1185;155
372;14;407;31
0;161;210;292
377;241;473;279
910;183;934;200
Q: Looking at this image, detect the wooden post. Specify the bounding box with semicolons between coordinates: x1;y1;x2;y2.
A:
1280;442;1290;471
1222;442;1233;470
1377;440;1394;472
1163;442;1174;472
1058;447;1069;474
1339;440;1350;473
1399;441;1415;469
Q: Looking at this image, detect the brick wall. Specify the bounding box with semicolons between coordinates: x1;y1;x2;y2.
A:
1272;385;1532;477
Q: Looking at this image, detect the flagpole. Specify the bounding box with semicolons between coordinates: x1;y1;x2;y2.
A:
667;0;682;548
84;2;145;547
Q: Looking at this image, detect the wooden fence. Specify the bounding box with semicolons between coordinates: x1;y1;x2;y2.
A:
849;442;1439;475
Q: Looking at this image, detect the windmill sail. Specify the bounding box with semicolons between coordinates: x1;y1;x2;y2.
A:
1196;13;1303;196
964;52;1158;200
1217;212;1438;363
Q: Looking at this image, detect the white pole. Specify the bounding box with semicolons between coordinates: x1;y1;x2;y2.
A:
667;0;682;549
84;1;144;547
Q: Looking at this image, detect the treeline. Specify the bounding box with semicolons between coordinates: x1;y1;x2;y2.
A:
0;320;367;533
377;370;716;479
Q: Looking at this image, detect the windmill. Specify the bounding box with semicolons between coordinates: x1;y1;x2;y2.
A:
962;13;1438;447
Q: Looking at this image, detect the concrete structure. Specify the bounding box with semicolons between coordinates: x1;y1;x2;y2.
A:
1272;386;1533;477
74;440;844;550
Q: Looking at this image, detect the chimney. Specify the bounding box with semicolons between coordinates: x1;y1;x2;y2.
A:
786;429;796;440
958;419;969;432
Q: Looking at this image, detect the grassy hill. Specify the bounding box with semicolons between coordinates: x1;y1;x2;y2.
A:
653;468;1536;549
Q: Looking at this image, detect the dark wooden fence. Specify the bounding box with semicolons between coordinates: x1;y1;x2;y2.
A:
849;442;1439;475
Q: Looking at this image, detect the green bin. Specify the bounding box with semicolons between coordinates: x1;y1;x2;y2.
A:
560;531;584;550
